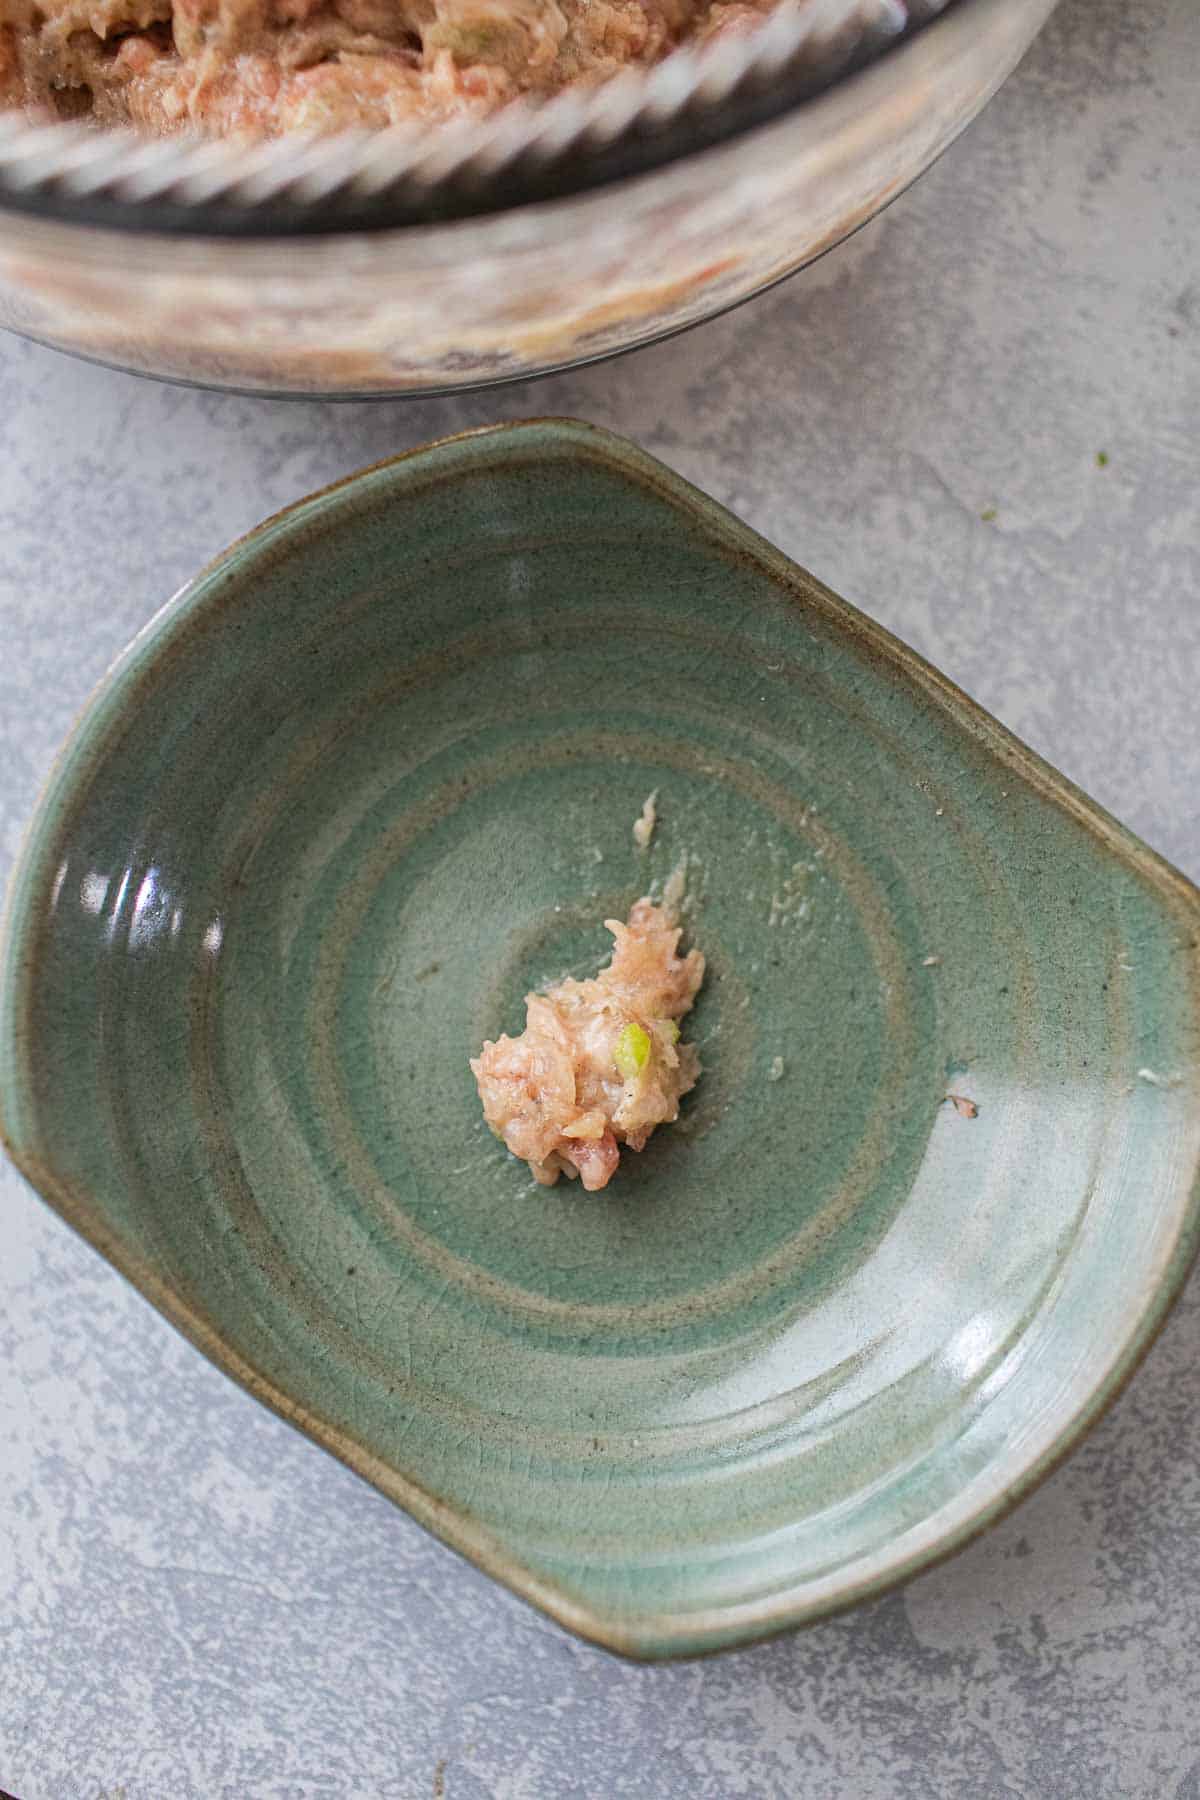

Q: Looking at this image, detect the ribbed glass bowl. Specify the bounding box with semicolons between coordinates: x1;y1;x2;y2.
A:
0;0;1058;395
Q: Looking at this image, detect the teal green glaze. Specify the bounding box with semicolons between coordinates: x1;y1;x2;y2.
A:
4;419;1200;1660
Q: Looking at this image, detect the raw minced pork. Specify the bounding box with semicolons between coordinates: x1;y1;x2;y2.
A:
0;0;777;137
471;895;704;1191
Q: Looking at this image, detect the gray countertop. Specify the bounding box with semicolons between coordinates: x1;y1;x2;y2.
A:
3;1;1199;1793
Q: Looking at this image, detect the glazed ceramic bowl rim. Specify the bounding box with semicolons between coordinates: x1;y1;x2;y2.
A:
3;416;1200;1659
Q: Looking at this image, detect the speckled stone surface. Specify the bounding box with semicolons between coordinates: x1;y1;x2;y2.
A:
2;0;1199;1792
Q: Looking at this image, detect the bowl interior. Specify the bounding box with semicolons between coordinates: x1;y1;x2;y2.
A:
5;420;1200;1657
0;0;922;237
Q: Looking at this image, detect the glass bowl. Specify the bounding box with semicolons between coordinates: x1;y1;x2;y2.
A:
0;0;1058;396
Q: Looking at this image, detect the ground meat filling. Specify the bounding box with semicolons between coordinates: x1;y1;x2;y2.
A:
471;896;704;1192
0;0;777;135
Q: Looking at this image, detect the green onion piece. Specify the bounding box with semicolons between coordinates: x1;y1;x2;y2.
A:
614;1021;651;1080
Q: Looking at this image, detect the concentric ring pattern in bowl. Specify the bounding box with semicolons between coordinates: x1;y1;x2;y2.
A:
3;418;1200;1658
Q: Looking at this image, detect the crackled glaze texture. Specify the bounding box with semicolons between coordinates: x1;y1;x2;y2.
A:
5;419;1200;1665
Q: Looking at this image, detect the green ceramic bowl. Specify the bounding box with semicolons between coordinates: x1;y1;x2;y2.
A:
4;421;1200;1660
